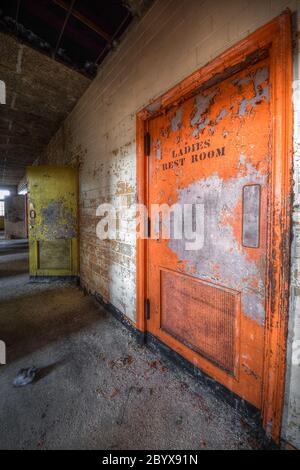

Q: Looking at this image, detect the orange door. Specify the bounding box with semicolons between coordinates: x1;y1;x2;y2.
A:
147;57;271;409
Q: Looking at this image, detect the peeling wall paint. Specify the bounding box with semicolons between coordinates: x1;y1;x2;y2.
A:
39;0;300;448
40;200;77;239
238;67;269;115
27;166;78;277
190;91;217;126
169;170;266;325
171;108;183;132
282;11;300;449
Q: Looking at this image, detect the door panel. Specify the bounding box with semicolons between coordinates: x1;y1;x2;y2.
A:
38;240;71;270
147;57;270;408
160;269;240;376
27;166;78;278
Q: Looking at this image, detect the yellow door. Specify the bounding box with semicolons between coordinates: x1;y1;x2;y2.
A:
27;166;78;279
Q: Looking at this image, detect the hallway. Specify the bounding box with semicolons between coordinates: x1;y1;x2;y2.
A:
0;240;264;450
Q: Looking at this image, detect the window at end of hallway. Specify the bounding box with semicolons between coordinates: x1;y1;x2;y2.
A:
0;201;4;217
0;190;10;199
0;190;10;217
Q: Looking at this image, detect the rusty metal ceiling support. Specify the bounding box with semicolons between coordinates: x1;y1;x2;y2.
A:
0;0;154;77
54;0;76;57
122;0;151;17
95;11;131;65
52;0;113;43
15;0;21;32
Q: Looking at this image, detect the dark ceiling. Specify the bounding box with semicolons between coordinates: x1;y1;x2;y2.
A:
0;0;152;186
0;0;150;78
0;31;91;185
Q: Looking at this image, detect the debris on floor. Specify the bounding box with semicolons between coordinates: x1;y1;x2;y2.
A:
13;367;38;387
0;239;265;449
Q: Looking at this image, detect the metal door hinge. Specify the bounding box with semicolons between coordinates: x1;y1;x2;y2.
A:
147;216;151;238
144;298;150;320
144;132;150;156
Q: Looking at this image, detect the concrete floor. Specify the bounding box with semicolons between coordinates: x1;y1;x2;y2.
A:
0;238;264;450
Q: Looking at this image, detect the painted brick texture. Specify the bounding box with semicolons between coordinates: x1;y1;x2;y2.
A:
282;0;300;449
40;0;300;447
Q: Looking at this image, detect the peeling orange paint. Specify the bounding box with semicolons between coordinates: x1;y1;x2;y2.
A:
145;56;270;409
136;11;292;444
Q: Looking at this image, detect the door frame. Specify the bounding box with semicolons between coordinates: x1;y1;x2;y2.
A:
136;11;293;443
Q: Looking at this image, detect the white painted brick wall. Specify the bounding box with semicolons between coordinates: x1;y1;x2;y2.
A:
282;0;300;449
41;0;300;448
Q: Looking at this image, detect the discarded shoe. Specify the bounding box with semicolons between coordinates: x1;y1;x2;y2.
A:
13;367;38;387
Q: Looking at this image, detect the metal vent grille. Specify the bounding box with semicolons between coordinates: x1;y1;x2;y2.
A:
160;269;240;375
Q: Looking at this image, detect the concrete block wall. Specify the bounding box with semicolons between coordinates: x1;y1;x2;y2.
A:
40;0;300;447
282;0;300;449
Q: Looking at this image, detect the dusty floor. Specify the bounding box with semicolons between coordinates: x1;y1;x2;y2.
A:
0;238;264;450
